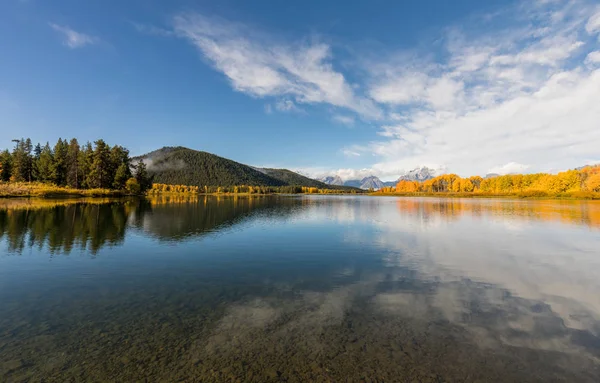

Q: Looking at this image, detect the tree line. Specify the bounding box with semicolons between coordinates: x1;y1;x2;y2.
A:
0;138;153;193
150;183;363;194
391;166;600;195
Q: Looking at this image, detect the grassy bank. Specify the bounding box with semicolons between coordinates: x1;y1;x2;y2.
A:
370;190;600;200
0;182;127;198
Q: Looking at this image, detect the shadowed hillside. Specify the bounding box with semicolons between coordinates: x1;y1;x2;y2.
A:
135;147;360;191
134;147;286;187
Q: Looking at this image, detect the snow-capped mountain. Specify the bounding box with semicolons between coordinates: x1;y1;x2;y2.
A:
381;166;438;187
397;166;437;182
319;175;344;186
340;176;384;190
359;176;384;190
319;166;440;190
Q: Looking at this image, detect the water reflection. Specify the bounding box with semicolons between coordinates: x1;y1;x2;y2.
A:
0;196;300;254
0;196;599;381
0;199;138;255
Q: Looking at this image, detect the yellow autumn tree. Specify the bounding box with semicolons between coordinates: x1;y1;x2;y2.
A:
586;173;600;192
395;180;420;192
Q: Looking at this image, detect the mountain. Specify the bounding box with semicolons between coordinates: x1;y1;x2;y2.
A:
397;166;437;182
379;166;439;187
319;175;344;186
360;176;385;190
254;167;326;188
343;179;362;188
134;147;285;187
340;176;385;190
134;146;359;190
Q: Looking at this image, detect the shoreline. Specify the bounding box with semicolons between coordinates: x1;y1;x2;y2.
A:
369;191;600;200
2;183;598;201
2;192;599;201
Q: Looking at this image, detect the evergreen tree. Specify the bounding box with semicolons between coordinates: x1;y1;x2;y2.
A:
23;138;33;182
9;138;34;182
0;149;12;181
134;159;152;193
32;143;42;181
87;139;111;189
34;143;42;158
51;138;68;186
66;138;81;188
10;139;25;182
79;142;93;188
37;143;54;182
109;145;131;189
113;163;130;190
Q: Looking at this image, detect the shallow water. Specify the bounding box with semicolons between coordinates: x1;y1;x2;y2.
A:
1;195;600;382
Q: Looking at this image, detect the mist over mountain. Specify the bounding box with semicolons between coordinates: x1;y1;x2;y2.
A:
134;147;360;191
397;167;437;182
319;175;344;186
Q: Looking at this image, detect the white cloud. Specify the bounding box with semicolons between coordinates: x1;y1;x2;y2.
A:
487;162;530;175
342;0;600;177
148;1;600;179
585;50;600;64
49;23;98;48
332;115;355;126
131;22;175;37
586;8;600;35
275;99;303;113
341;149;361;158
172;13;382;119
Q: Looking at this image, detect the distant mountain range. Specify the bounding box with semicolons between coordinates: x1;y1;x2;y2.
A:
320;175;344;186
319;166;438;190
133;147;360;191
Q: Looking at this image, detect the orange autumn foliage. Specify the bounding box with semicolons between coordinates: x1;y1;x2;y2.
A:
387;165;600;197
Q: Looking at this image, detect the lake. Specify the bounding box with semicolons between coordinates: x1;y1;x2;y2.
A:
1;195;600;382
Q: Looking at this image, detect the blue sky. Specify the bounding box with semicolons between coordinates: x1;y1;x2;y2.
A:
1;0;599;180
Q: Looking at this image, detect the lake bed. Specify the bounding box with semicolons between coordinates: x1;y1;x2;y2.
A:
1;196;599;382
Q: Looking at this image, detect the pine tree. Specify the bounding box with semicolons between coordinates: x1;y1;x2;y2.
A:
24;138;33;182
113;163;129;190
134;159;152;193
66;138;81;189
87;139;111;189
51;138;68;186
79;142;93;188
32;143;42;181
37;143;54;182
0;149;12;181
109;145;131;189
10;139;25;182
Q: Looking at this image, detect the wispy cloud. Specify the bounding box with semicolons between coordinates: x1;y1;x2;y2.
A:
586;50;600;64
341;148;361;157
171;13;381;119
488;162;530;175
332;115;355;126
150;1;600;179
274;99;303;113
343;0;600;177
49;23;98;48
131;22;175;37
586;7;600;36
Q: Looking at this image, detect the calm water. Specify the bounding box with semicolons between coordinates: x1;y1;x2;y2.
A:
1;196;600;382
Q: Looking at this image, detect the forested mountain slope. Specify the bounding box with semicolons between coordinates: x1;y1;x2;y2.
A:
254;167;327;188
134;147;359;190
134;147;286;187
